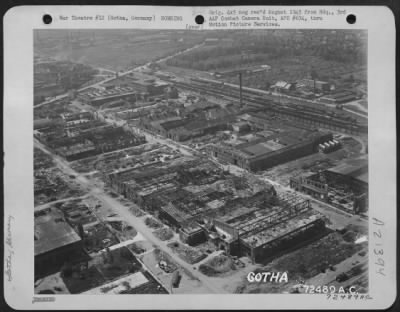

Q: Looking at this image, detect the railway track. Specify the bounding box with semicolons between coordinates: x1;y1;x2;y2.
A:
172;80;367;135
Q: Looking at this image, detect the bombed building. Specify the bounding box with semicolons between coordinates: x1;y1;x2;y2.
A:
36;119;146;161
105;158;279;246
290;159;368;214
206;193;325;263
104;156;327;263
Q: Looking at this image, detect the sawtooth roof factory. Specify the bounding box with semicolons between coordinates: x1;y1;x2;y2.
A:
77;74;170;106
104;156;327;263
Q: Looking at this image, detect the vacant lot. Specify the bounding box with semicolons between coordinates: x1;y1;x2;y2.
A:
167;241;207;265
62;265;105;294
84;222;119;254
199;255;236;277
90;247;141;280
106;220;138;240
34;167;86;206
127;241;154;255
153;227;174;241
44;40;199;72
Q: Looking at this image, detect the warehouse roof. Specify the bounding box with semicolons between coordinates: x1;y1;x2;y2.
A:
34;118;60;130
355;172;369;184
241;210;323;248
35;210;81;256
326;159;368;178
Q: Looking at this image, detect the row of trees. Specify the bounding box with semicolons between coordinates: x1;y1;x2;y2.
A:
166;33;366;71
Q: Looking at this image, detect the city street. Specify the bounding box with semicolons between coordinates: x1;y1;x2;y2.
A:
34;138;228;294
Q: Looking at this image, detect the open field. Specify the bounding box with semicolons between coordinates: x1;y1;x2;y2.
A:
36;30;204;71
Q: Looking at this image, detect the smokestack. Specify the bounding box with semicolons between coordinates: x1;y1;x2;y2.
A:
239;72;243;107
314;79;316;94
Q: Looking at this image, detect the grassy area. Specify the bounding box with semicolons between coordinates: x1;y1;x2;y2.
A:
106;220;138;240
153;248;178;272
199;255;236;277
62;266;105;294
127;241;154;255
266;232;364;280
145;217;163;229
84;223;119;254
91;247;141;280
42;40;199;72
153;227;174;241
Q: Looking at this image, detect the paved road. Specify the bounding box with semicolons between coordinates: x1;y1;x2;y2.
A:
34;138;227;294
34;194;89;211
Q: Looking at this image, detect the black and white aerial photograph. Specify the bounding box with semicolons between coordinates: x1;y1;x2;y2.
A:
33;29;369;295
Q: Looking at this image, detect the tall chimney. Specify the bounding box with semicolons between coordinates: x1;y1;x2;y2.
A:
239;72;243;107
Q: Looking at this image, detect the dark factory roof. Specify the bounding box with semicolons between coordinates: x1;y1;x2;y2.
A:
34;118;61;130
326;159;368;182
355;172;369;184
35;211;81;256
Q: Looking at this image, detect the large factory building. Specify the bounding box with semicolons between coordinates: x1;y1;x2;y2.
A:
209;130;333;172
208;194;326;263
34;208;89;278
